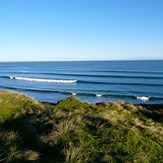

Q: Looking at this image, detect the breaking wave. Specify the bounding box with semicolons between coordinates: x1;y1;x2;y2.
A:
9;76;77;83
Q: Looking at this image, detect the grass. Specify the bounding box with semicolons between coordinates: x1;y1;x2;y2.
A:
63;143;84;163
0;90;44;123
0;90;163;162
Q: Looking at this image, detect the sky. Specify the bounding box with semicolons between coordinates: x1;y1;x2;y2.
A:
0;0;163;61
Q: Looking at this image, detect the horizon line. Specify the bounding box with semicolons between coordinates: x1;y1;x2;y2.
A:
0;59;163;62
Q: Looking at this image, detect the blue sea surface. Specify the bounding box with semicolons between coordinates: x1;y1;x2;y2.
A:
0;60;163;104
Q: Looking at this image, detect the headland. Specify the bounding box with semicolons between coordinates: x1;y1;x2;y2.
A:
0;90;162;162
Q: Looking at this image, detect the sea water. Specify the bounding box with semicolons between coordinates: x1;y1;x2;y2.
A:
0;60;163;104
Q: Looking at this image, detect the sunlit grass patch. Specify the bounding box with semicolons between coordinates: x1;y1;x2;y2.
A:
0;90;44;123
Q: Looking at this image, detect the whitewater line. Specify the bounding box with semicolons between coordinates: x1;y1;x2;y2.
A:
9;76;77;83
136;96;150;101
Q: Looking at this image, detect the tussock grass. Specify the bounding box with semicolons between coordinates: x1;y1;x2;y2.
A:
63;143;84;163
0;129;40;162
0;90;44;123
49;119;76;145
0;91;163;162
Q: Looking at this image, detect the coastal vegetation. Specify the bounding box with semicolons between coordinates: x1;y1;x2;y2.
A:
0;90;163;162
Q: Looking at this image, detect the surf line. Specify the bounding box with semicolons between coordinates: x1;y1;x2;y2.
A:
9;76;77;83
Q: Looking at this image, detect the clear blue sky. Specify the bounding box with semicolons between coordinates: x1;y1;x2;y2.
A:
0;0;163;61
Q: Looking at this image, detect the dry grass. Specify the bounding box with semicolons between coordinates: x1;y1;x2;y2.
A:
63;143;84;163
134;118;163;140
100;110;126;123
22;150;40;161
49;119;76;145
0;90;40;105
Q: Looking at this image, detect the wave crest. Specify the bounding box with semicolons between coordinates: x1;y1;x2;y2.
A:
9;76;77;83
136;96;150;101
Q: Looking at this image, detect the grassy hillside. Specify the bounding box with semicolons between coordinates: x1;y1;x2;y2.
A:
0;90;45;123
0;90;163;162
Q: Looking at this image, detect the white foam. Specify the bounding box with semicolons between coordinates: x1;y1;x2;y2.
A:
96;94;102;97
136;96;150;101
9;76;77;83
72;92;77;96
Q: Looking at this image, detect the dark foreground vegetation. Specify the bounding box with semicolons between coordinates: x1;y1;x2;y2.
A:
0;90;163;162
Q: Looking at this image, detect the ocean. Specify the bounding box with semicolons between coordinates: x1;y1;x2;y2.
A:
0;60;163;104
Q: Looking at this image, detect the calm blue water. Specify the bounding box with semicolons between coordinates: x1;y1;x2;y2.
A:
0;60;163;104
